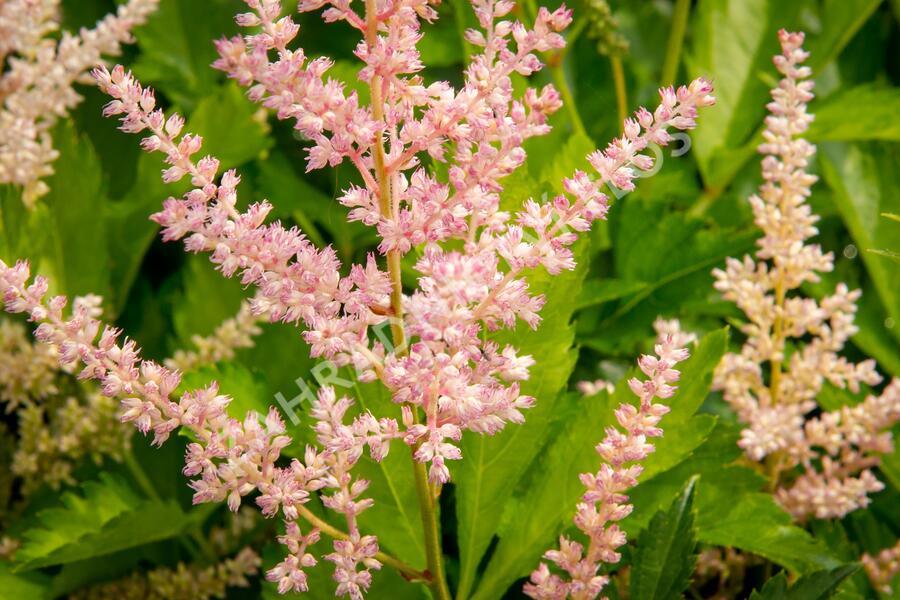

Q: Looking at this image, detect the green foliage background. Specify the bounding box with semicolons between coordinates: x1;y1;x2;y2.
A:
1;0;899;598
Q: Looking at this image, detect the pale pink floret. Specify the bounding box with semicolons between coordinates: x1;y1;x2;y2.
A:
524;335;690;600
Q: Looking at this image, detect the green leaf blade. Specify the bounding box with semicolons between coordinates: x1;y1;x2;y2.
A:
630;478;699;600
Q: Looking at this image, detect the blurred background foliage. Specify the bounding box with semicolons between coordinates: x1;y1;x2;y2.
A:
0;0;899;598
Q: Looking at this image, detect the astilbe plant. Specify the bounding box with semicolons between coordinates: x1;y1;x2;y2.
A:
0;0;159;205
0;0;715;596
712;29;900;522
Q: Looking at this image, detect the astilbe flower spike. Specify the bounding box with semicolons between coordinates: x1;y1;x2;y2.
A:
93;0;713;491
712;29;900;521
0;259;401;596
0;0;714;595
525;335;690;600
0;0;159;205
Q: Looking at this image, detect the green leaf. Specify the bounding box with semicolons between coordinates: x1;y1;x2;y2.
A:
417;2;465;67
805;0;884;70
172;254;247;349
749;565;860;599
0;564;49;600
0;185;53;268
131;0;243;108
453;133;594;600
696;490;840;573
819;143;900;353
187;83;273;170
104;151;169;316
14;475;194;570
253;151;357;255
686;0;877;191
576;278;648;310
628;420;841;574
687;0;802;186
810;521;875;600
42;122;111;302
349;380;426;566
808;86;900;142
630;478;698;600
179;362;271;421
469;329;727;600
584;198;754;356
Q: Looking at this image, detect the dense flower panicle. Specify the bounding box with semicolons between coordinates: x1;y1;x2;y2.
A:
712;30;898;521
0;258;397;595
0;314;131;495
0;0;158;205
0;318;59;411
863;539;900;595
524;336;690;600
93;0;713;494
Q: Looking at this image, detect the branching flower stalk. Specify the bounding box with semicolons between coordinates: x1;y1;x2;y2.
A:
0;0;714;595
713;30;900;521
0;0;158;205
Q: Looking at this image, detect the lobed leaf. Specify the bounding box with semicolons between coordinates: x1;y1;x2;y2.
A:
14;475;197;571
630;478;699;600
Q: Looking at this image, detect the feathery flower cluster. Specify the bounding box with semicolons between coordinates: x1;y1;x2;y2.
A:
70;547;261;600
0;0;158;205
0;315;130;495
166;298;264;372
13;389;129;494
0;258;400;596
0;0;713;595
525;335;689;599
0;318;58;411
712;30;899;521
862;540;900;595
94;13;712;488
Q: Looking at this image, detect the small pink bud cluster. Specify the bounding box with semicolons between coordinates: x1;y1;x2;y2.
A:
524;335;690;599
0;0;158;205
712;30;898;521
